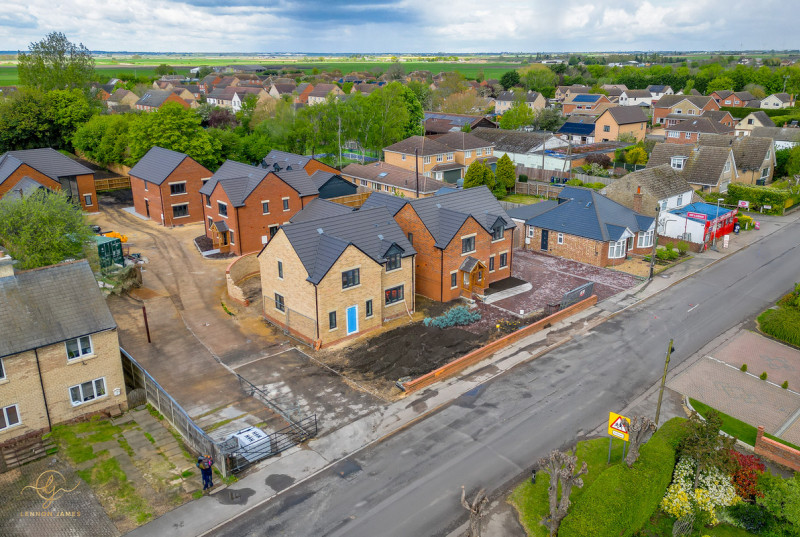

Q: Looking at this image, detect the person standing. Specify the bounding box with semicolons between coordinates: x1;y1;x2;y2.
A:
197;455;214;490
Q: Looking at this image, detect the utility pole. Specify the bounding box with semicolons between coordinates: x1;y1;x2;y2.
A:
654;339;675;426
649;205;661;280
415;147;419;198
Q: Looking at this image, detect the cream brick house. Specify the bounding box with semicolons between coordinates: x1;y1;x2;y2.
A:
0;258;127;457
258;207;416;347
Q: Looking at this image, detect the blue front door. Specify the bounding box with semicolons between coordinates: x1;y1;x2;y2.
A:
346;305;358;335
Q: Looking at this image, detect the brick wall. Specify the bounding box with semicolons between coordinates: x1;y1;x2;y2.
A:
524;227;650;267
755;426;800;472
226;253;260;306
0;165;96;211
132;158;211;226
0;329;127;447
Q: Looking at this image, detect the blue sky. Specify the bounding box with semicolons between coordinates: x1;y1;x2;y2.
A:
2;0;796;53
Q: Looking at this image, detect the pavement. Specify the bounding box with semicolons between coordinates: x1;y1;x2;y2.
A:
125;210;800;537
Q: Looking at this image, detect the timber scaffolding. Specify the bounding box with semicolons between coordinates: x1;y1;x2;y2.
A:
120;348;317;476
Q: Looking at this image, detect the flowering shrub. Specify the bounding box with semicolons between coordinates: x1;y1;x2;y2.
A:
660;457;741;524
730;451;766;501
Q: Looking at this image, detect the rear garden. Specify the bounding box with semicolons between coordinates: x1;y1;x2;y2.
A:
507;415;800;537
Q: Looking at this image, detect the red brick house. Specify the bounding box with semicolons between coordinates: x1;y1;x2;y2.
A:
652;95;720;126
561;94;612;116
708;90;759;108
521;186;655;268
361;186;515;302
198;161;321;256
129;147;212;226
0;148;97;211
665;117;735;144
134;90;190;111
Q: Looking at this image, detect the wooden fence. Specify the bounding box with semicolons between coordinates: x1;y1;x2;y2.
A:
329;191;371;208
514;182;564;199
95;176;131;192
515;165;570;182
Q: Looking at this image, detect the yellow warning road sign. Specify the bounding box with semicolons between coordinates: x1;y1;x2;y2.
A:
608;412;630;441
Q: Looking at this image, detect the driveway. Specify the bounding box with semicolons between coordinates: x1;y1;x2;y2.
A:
94;198;383;440
490;249;642;315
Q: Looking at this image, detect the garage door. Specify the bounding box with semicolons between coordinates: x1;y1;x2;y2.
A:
443;169;461;184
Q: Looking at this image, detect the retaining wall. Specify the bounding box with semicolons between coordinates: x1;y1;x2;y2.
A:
756;426;800;472
400;294;598;393
226;253;260;306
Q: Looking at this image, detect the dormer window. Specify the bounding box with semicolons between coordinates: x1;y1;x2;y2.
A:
670;157;687;170
492;225;504;241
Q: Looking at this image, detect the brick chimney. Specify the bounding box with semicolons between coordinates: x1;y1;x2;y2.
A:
0;253;14;279
633;185;643;214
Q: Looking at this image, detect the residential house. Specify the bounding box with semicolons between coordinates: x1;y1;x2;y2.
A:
198;160;322;255
382;133;495;183
199;74;222;93
351;83;379;96
761;93;795;109
307;84;345;105
287;198;352;224
735;111;776;136
494;91;547;114
262;150;338;176
506;201;558;248
92;83;115;101
601;84;627;100
258;207;415;347
341;161;448;198
360;186;516;301
555;85;590;102
697;134;776;185
129;147;212;226
470;128;569;168
268;83;296;99
106;89;139;110
595;107;648;142
618;89;653;107
561;94;612;116
700;110;737;128
647;85;674;100
134;90;190;111
709;90;759;108
172;88;197;107
531;142;623;173
750;127;800;150
0;258;127;456
647;143;737;193
557;115;598;144
652;95;720;126
665;117;735;144
0;148;97;211
520;187;655;268
602;164;694;217
295;83;314;104
152;80;175;91
423;112;497;135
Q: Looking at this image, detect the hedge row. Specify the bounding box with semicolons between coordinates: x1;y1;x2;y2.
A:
726;183;789;215
719;106;800;119
559;417;687;537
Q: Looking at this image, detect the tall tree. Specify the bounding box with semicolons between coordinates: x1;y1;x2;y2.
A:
386;62;405;81
499;101;535;130
17;32;95;91
0;190;94;270
500;70;521;90
537;450;588;537
495;154;516;191
463;160;495;190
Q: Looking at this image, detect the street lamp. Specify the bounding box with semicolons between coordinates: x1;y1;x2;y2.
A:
711;197;724;250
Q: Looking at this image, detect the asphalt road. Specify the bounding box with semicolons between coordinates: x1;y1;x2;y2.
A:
209;219;800;537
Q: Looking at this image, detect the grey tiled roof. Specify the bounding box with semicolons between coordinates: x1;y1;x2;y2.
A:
262;150;312;171
0;260;116;358
199;160;270;207
698;134;774;171
647;144;733;187
435;131;494;151
129;146;197;185
383;136;452;156
744;111;775;127
668;117;734;135
654;95;714;109
701;110;734;124
750;127;800;143
280;207;415;284
527;187;654;241
602;106;648;125
471;128;552;153
360;191;410;216
341;162;448;194
622;89;652;99
135;89;175;108
289;198;353;223
0;148;93;187
506;200;558;221
605;164;693;201
273;169;320;197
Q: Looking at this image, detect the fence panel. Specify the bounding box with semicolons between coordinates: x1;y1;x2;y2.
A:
514;182;564;199
94;176;131;192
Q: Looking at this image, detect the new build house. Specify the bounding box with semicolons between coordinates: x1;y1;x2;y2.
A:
129;146;212;226
258;207;415;347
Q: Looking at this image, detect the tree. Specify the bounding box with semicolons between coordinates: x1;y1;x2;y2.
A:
386;62;405;81
585;153;612;168
460;486;489;537
757;472;800;528
407;80;433;110
624;415;656;467
520;64;558;93
154;64;175;76
128;102;221;169
537;450;588;537
532;108;562;132
775;148;792;178
705;76;736;94
678;410;736;489
197;66;213;79
397;84;424;138
499;101;535;130
0;189;94;270
786;145;800;177
235;94;260;130
463;160;495;190
17;32;95;91
500;70;521;90
625;146;648;166
72;114;134;165
495;154;516;191
439;91;481;114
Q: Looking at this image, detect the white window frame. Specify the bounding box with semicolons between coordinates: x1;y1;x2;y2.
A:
723;160;731;173
277;260;283;280
401;154;406;161
637;229;654;248
436;154;443;163
685;132;691;139
83;194;93;206
668;131;679;138
69;377;106;406
476;148;482;156
688;109;696;115
229;230;235;245
465;150;472;158
66;335;93;360
262;200;270;215
171;203;189;219
527;226;535;238
423;156;431;165
282;197;290;211
761;167;770;179
676;194;683;206
446;152;454;162
0;357;4;380
557;233;564;245
608;239;626;259
670;157;685;170
0;404;20;431
169;181;187;196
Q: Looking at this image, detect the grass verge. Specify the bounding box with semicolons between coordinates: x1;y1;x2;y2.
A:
757;305;800;348
690;398;800;451
48;415;122;464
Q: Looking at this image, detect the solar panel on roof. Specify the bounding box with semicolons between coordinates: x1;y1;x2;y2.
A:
572;94;600;103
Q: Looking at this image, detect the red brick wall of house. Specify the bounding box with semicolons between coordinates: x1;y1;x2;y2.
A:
131;158;211;226
652;107;670;125
0;164;96;211
524;228;651;267
393;205;513;302
665;132;699;144
203;173;318;256
161;93;190;110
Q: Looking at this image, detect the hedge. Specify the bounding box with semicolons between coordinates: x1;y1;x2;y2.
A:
559;417;687;537
719;106;800;119
726;183;789;215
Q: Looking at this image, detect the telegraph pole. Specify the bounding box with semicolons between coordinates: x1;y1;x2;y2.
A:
415;148;419;198
649;205;661;280
654;339;675;426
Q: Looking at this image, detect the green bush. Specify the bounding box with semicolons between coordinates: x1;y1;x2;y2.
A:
665;242;674;251
676;241;689;255
758;306;800;347
760;371;768;380
782;381;789;389
656;249;671;261
740;363;747;372
727;183;789;215
423;306;481;329
559;418;687;537
518;174;528;183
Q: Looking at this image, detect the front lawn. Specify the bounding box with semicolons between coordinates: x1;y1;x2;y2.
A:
500;193;546;205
